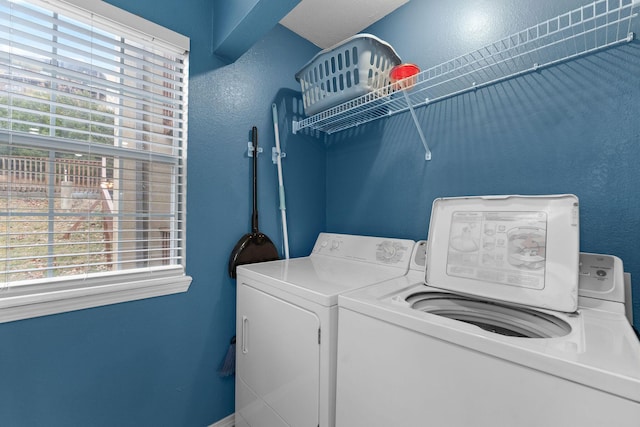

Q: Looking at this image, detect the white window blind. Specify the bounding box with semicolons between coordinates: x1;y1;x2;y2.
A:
0;0;191;321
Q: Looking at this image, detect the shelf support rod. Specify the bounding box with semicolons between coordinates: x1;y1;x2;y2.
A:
402;90;431;161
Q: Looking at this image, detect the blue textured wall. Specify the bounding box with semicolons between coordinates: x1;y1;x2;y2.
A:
0;0;321;426
326;0;640;329
212;0;301;62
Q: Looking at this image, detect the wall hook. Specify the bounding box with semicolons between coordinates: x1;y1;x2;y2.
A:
248;141;263;157
272;147;286;164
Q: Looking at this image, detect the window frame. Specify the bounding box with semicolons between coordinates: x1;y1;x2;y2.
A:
0;0;191;323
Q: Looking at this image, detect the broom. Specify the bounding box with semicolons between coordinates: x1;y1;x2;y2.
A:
219;336;236;377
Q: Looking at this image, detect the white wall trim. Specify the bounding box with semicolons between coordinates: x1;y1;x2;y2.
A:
0;269;192;323
209;413;235;427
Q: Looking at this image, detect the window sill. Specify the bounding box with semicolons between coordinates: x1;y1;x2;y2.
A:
0;267;192;323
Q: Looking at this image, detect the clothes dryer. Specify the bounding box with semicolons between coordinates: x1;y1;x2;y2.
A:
335;195;640;427
235;233;415;427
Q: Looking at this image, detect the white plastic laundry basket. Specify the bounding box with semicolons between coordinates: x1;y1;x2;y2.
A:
295;34;401;116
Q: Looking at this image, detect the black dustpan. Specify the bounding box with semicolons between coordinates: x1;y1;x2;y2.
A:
228;126;279;278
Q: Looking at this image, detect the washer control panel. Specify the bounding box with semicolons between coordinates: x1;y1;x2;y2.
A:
578;252;624;304
312;233;414;266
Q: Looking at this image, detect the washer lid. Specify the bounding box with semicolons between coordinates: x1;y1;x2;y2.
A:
426;195;580;312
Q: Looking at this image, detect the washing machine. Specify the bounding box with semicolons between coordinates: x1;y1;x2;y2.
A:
235;232;415;427
335;195;640;427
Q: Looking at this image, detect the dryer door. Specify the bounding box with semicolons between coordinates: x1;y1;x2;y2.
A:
237;283;320;427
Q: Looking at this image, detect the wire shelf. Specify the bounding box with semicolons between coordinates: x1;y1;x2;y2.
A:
292;0;638;160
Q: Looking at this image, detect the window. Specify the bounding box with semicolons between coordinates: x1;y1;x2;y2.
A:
0;0;191;322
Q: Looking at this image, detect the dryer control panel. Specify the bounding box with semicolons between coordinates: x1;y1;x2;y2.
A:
312;233;414;267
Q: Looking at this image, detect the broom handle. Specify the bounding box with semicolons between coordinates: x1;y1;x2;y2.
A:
272;103;289;259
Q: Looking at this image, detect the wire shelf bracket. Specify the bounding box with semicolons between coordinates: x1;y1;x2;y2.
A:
292;0;638;161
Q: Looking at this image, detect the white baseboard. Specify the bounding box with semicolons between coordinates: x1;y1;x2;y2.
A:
209;413;234;427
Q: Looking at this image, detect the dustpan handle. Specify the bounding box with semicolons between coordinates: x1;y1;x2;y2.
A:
251;126;259;234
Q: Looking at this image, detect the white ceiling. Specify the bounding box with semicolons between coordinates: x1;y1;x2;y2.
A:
280;0;409;49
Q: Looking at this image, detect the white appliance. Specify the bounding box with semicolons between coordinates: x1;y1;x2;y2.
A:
335;195;640;427
235;232;415;427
